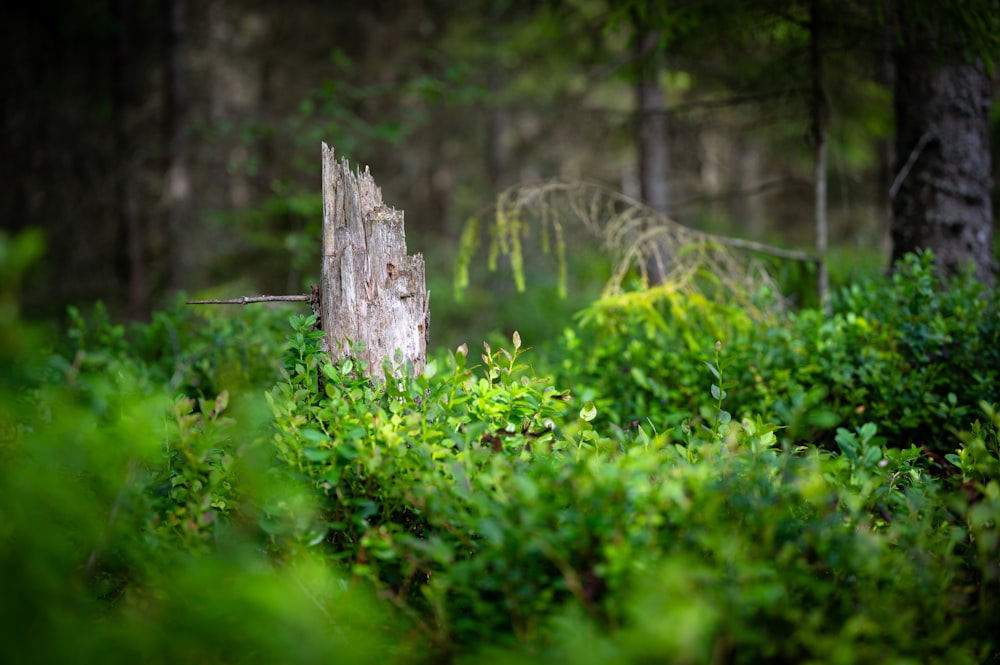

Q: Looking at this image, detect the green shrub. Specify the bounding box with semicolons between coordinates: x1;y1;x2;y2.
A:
0;345;408;664
1;232;408;663
56;295;293;400
545;250;999;453
3;228;998;664
267;316;999;661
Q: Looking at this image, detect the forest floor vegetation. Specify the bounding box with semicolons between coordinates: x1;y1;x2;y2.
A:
2;230;998;664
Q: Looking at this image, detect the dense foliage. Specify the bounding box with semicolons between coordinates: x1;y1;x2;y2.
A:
2;230;998;663
553;251;1000;453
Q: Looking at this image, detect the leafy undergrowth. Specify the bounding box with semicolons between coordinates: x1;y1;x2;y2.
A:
2;231;998;664
548;251;1000;454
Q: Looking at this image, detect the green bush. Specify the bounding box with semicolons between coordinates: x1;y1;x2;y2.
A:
266;316;999;661
546;250;1000;453
1;230;408;664
3;229;998;663
0;330;408;665
56;295;293;400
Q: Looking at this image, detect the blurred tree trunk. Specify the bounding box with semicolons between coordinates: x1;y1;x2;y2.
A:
163;0;191;291
633;6;670;284
809;0;828;305
634;39;669;216
875;0;895;253
110;0;147;318
486;67;510;196
891;14;996;287
486;9;510;196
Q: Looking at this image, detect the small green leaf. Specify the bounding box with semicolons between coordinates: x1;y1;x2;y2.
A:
214;389;229;415
302;447;332;462
320;467;341;485
322;363;338;381
859;422;878;444
836;428;859;460
300;428;328;443
862;445;882;467
580;402;597;422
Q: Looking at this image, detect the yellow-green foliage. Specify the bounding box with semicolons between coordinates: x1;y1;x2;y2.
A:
577;281;760;351
454;179;784;313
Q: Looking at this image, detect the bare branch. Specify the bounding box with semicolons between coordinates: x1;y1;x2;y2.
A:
187;295;311;305
706;234;819;264
460;178;806;315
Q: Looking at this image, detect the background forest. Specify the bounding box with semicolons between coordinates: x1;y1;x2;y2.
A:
5;0;997;342
3;1;1000;664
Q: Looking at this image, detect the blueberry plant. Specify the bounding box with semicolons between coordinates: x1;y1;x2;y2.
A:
1;228;998;664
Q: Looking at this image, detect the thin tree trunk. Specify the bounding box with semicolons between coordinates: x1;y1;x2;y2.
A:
633;6;670;284
320;144;429;379
636;68;669;216
163;0;191;291
486;12;510;196
814;123;829;305
486;67;510;196
809;0;829;306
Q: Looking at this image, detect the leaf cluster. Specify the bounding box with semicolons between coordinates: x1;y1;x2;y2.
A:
261;301;998;661
2;228;998;663
550;249;1000;453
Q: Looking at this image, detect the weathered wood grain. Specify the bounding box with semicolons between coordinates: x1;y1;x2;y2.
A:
320;143;428;378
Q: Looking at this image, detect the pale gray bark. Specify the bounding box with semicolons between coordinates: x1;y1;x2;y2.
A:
813;125;829;305
320;144;429;378
809;0;829;305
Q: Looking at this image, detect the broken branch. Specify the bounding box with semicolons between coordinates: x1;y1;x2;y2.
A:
187;295;311;305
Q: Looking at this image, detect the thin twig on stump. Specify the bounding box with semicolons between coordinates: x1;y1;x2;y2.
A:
187;295;311;305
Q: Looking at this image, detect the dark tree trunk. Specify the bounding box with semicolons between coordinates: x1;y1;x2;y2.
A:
486;11;510;197
633;5;670;284
163;0;191;291
875;0;895;253
110;0;147;319
634;40;669;218
486;67;510;196
891;28;995;287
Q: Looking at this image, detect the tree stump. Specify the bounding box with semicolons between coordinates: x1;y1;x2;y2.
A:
320;143;429;378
